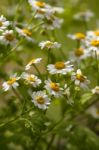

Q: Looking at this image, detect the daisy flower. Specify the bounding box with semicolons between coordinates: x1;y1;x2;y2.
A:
70;47;90;62
25;58;42;70
31;91;50;110
44;79;63;97
39;40;61;49
67;32;85;40
47;61;74;75
2;74;20;91
71;69;90;88
92;86;99;94
42;17;63;30
0;30;16;45
73;10;94;22
16;27;34;42
0;15;9;31
21;72;41;87
28;0;50;10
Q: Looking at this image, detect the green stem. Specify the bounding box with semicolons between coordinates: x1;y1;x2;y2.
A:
0;107;33;128
46;134;55;150
33;64;43;80
0;39;24;67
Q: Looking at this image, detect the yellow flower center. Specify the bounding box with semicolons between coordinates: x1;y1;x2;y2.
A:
94;31;99;36
29;59;36;64
5;33;15;41
50;82;59;92
7;78;16;85
22;28;32;37
75;48;84;57
75;33;85;40
27;76;35;82
45;41;53;48
0;21;3;27
36;96;45;104
76;74;85;82
91;40;99;47
55;62;65;70
35;1;45;7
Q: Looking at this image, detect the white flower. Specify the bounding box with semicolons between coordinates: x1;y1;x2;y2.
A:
39;40;61;49
0;30;16;45
44;79;63;97
25;58;42;70
92;86;99;94
73;10;94;22
0;15;9;31
31;91;50;110
15;27;34;42
2;74;20;91
47;61;74;75
67;32;85;40
71;69;90;88
28;0;50;10
42;17;63;30
87;106;99;119
21;72;41;87
70;47;90;62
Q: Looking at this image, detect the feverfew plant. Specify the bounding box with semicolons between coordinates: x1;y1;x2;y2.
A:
0;0;99;150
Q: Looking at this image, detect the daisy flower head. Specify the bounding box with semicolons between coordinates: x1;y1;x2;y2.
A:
2;74;20;91
42;17;63;30
25;58;42;70
32;91;50;110
39;40;61;49
73;10;94;22
92;86;99;94
0;15;9;31
16;27;34;42
47;61;74;75
21;72;41;87
0;30;16;45
68;32;85;41
28;0;50;11
70;47;90;61
44;79;63;98
71;69;90;88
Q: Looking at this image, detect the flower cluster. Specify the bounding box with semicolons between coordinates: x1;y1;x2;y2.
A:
28;0;64;30
1;1;99;114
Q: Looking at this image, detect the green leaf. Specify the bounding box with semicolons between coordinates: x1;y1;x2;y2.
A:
80;93;93;104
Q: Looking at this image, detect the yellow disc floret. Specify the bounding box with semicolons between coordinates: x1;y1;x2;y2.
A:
76;74;85;82
27;76;35;82
55;62;65;70
7;78;16;85
91;40;99;47
5;33;15;41
75;32;85;40
50;82;59;92
22;28;32;37
94;31;99;36
36;96;45;104
75;48;84;57
35;1;45;7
